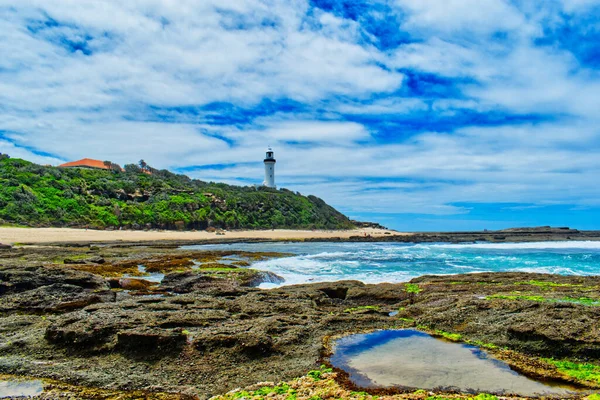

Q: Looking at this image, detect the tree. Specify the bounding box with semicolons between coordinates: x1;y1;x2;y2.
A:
124;164;142;174
104;160;122;173
139;159;148;171
0;156;354;230
113;204;122;225
0;153;10;161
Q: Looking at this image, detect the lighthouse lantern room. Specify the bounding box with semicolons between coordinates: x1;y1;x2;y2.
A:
263;147;276;188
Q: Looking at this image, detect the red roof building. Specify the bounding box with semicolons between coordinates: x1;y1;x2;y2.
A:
58;158;119;170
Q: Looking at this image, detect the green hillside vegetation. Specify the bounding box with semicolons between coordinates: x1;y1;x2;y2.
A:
0;154;354;230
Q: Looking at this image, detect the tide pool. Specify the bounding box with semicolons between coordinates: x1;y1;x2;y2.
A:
329;329;583;396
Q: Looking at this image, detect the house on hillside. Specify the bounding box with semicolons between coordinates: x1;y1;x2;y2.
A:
59;158;122;171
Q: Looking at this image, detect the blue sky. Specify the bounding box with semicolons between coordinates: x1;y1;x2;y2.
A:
1;0;600;231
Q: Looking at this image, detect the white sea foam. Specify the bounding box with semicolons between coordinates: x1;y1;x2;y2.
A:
209;241;600;288
445;263;477;270
513;266;580;275
305;251;352;259
429;241;600;250
253;254;417;287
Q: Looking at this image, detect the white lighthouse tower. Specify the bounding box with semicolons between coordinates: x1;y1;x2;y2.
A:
263;147;276;188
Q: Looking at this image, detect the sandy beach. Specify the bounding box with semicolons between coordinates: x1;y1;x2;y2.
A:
0;227;402;245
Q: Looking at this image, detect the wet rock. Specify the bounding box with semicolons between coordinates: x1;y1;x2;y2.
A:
4;260;600;399
506;312;600;358
238;333;275;358
245;271;285;287
194;333;238;351
406;273;600;358
0;283;115;314
87;256;106;264
45;311;120;349
319;286;349;300
143;257;195;273
117;329;186;354
106;277;121;289
118;278;156;291
160;271;218;293
194;330;274;358
0;243;12;250
347;282;408;303
63;258;86;264
0;265;109;295
288;281;363;306
158;310;230;328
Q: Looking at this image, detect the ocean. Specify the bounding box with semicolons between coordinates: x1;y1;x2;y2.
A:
184;241;600;288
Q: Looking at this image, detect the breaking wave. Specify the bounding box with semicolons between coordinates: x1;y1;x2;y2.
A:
426;241;600;250
186;241;600;287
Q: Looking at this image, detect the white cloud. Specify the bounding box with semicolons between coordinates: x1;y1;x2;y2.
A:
0;114;230;168
0;0;599;224
1;0;401;111
335;98;428;115
560;0;600;13
0;140;62;166
250;119;371;143
394;0;530;36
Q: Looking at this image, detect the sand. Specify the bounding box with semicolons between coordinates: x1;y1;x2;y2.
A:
0;227;403;245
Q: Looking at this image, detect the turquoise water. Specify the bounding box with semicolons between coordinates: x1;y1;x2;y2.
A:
330;329;583;396
183;241;600;287
0;379;43;398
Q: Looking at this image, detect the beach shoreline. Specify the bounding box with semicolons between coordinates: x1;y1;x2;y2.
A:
2;226;600;246
0;227;401;246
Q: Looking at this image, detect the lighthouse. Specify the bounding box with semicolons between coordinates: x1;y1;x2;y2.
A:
263;147;276;188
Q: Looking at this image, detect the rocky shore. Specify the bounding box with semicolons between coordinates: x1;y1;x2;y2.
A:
1;244;600;399
334;226;600;244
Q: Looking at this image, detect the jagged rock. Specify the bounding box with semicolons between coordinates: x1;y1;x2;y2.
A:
45;310;120;348
347;282;410;303
63;258;86;264
118;277;157;291
0;265;109;295
3;248;600;399
0;283;115;313
160;271;218;293
117;329;186;353
194;331;274;358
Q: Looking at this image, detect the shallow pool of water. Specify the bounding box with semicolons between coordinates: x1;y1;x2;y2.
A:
330;329;583;397
134;265;164;283
0;379;43;398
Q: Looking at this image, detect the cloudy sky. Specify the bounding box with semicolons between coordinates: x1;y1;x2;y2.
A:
1;0;600;231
